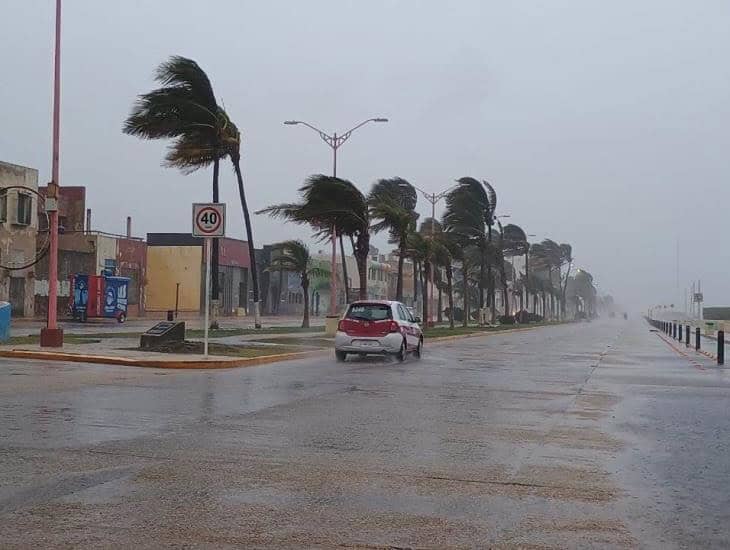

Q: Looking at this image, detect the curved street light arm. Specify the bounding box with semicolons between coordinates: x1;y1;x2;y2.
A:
337;118;388;147
284;120;336;148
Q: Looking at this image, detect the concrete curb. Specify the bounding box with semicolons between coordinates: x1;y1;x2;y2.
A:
0;348;327;369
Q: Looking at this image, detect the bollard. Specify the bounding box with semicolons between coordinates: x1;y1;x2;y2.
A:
696;327;701;350
679;324;683;342
719;330;725;366
673;323;677;340
686;325;690;347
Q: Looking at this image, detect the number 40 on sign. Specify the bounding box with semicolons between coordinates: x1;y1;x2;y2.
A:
192;203;226;238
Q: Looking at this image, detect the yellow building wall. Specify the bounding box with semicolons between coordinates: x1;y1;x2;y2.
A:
145;246;201;312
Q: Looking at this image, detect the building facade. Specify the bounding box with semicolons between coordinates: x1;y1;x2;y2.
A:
0;161;39;316
33;187;147;318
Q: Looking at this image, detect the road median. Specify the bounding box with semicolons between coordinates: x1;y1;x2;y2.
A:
0;347;326;369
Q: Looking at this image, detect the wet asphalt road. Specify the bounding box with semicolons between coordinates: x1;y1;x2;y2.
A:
1;319;729;548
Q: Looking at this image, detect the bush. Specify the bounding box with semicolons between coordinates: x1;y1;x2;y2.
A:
498;315;515;325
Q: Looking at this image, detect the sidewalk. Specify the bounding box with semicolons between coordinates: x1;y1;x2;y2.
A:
9;315;322;336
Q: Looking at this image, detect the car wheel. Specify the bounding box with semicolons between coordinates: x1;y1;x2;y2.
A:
335;350;347;362
396;339;406;362
414;338;423;360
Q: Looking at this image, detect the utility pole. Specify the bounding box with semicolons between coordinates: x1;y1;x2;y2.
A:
40;0;63;347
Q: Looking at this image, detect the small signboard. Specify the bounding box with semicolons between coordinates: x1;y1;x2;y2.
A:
192;203;226;238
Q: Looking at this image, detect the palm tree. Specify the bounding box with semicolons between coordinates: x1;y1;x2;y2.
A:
559;243;573;319
407;219;438;326
481;180;498;322
258;175;370;300
502;223;527;317
268;240;329;328
368;178;418;301
443;178;491;320
123;56;261;327
434;232;458;328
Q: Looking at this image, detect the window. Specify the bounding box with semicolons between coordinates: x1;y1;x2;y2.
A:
15;193;32;225
0;193;6;222
103;259;117;276
345;303;392;321
397;304;409;321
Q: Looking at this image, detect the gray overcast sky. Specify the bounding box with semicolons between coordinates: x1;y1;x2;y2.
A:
2;0;728;309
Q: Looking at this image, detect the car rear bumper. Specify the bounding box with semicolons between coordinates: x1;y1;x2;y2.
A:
335;331;403;354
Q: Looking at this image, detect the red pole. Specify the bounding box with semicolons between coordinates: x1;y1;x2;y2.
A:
41;0;63;347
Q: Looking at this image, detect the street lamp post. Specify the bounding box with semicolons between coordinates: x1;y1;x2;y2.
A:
40;0;63;347
283;118;387;315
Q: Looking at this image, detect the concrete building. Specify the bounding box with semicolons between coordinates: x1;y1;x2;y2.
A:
145;233;253;316
0;161;39;316
33;188;147;319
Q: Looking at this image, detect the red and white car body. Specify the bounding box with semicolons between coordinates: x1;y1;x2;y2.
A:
334;300;423;361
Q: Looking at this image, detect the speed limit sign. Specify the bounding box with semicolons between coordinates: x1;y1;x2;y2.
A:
192;203;226;237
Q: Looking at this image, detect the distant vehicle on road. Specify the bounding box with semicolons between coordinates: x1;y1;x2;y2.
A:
335;300;423;362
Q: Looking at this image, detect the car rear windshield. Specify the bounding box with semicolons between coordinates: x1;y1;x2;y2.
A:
346;303;392;321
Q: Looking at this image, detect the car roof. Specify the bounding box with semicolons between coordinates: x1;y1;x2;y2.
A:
349;300;399;306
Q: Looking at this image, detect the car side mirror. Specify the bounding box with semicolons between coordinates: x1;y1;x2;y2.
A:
414;317;422;324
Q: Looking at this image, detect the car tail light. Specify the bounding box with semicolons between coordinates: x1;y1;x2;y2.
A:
337;320;345;332
388;320;400;333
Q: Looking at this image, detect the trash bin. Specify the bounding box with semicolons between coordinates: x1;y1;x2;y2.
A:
705;321;716;337
0;301;10;343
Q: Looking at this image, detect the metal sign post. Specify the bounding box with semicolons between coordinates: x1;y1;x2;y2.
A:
204;238;211;357
193;203;226;359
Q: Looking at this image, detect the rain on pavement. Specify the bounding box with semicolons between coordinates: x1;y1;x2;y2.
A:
1;319;729;548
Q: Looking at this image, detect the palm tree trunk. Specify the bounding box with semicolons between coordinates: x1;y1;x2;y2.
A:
479;255;485;310
339;234;350;303
462;261;469;327
301;277;310;328
524;250;529;317
353;233;369;301
412;257;418;309
422;260;430;327
561;261;572;318
210;158;220;329
356;252;368;301
395;237;406;301
446;267;455;329
232;159;261;328
502;268;510;317
487;225;495;324
211;158;220;301
437;283;443;323
275;269;284;314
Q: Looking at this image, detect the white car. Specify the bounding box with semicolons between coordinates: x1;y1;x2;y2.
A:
334;300;423;362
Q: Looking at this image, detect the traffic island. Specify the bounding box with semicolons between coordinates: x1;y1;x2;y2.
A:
0;336;329;369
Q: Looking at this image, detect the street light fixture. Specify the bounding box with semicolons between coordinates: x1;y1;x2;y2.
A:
284;117;388;315
283;117;388;177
